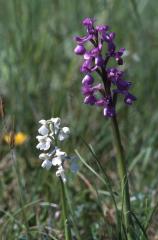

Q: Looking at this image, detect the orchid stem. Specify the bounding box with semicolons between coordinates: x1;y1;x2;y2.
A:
60;178;72;240
111;115;134;240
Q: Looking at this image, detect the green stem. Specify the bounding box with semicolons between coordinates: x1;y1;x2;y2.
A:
60;178;72;240
111;116;133;240
64;185;82;240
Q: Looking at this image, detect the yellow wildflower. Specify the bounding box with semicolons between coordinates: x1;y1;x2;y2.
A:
3;132;28;145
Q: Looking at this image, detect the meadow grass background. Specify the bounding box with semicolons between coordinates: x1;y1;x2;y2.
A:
0;0;158;239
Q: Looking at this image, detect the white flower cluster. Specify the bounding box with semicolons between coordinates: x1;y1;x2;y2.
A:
36;117;70;182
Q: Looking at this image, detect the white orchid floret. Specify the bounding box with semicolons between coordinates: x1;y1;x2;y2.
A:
58;127;70;141
50;117;61;127
48;117;60;132
41;159;52;170
36;135;51;151
49;126;59;136
56;165;66;182
52;157;62;166
39;151;53;170
49;118;61;136
52;148;67;166
56;148;67;158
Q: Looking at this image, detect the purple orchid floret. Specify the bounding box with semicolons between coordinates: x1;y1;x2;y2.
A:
74;17;136;118
124;93;136;105
82;74;94;85
84;95;97;105
82;18;96;34
95;99;106;106
82;85;94;95
74;45;86;55
96;25;109;32
104;106;115;118
95;55;104;67
82;18;95;27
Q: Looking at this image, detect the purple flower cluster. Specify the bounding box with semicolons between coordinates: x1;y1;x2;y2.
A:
74;18;136;117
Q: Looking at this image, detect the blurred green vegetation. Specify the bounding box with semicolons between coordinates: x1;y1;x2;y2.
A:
0;0;158;239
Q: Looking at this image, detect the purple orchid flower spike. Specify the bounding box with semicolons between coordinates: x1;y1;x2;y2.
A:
74;17;136;118
74;18;137;238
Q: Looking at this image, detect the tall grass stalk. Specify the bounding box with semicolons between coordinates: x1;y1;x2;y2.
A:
11;149;31;239
75;148;122;239
60;178;72;240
